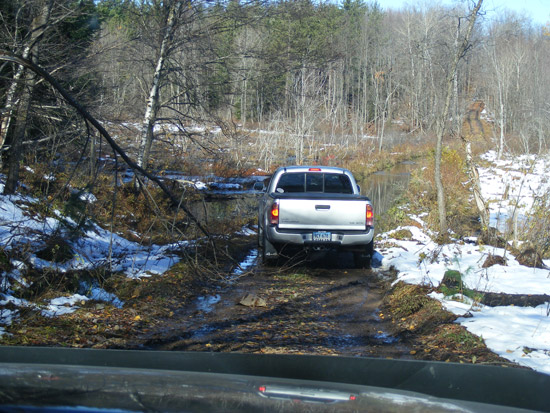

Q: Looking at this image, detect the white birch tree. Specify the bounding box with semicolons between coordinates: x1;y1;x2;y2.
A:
136;0;184;175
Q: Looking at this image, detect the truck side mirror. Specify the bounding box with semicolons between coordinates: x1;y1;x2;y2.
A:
253;182;265;192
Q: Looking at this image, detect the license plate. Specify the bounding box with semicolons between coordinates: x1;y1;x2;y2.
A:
312;231;332;242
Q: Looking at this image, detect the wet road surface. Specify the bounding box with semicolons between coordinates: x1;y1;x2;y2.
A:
140;251;411;359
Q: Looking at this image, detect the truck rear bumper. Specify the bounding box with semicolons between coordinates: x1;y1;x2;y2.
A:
266;226;374;250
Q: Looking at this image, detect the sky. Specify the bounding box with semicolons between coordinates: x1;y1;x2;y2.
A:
379;0;549;26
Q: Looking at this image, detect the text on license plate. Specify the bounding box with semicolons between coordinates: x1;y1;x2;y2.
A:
312;231;332;242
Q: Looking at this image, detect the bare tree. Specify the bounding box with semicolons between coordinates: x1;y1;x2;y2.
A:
433;0;483;235
136;0;184;176
0;0;89;194
0;0;54;175
0;53;210;236
483;16;527;159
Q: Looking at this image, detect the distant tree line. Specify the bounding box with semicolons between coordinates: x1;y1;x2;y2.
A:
1;0;550;192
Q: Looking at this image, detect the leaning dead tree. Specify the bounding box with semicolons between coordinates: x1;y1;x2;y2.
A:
0;53;210;237
461;101;490;229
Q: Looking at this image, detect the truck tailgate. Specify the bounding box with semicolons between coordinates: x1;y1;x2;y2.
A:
278;199;366;230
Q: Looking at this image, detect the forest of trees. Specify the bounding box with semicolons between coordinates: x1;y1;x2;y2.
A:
1;0;549;197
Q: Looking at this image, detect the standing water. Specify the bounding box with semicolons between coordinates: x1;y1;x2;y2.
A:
186;162;414;232
359;162;414;218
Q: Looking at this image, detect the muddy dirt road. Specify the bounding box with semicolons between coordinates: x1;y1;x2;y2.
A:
140;251;411;359
135;162;416;357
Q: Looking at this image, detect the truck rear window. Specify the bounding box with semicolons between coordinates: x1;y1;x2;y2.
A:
275;173;353;194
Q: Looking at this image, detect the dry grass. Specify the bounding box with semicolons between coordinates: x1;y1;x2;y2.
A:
399;143;481;238
384;282;510;365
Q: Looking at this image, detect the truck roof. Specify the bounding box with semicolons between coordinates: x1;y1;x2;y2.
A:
275;166;349;174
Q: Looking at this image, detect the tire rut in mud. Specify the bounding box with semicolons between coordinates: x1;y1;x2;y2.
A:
139;252;411;359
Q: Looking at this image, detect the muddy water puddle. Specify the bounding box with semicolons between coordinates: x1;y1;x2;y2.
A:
196;294;221;313
140;262;410;359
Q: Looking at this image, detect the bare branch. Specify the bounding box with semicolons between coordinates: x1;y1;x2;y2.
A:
0;53;210;238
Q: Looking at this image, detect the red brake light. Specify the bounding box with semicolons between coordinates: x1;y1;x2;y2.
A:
258;386;266;393
366;205;374;227
270;201;279;225
308;168;321;171
349;395;357;401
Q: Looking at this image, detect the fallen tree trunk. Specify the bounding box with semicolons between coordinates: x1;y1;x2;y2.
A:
480;292;550;308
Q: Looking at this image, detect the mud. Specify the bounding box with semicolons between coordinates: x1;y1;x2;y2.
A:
138;251;411;359
131;162;416;357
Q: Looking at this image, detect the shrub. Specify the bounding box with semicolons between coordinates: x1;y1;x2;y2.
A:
35;235;74;263
439;269;484;302
402;145;479;237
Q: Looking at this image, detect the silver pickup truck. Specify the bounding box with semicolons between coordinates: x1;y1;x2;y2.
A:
257;166;374;268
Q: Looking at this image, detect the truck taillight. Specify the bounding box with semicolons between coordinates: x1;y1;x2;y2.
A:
270;201;279;225
366;204;374;227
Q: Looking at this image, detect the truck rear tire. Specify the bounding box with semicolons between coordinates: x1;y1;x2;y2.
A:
261;231;278;266
354;240;374;269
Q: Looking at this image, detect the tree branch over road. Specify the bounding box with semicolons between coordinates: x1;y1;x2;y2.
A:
0;53;210;238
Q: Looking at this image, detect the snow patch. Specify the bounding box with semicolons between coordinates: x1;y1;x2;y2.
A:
380;151;550;375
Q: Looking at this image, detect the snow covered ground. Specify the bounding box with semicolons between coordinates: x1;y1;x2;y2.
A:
0;180;186;335
380;151;550;375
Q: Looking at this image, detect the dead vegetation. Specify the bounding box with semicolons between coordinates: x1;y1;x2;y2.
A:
386;282;455;335
384;282;512;365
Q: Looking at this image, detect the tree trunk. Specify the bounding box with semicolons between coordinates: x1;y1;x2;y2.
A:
0;0;53;170
0;65;26;159
4;71;37;194
434;123;447;234
434;0;483;236
136;0;182;177
498;97;505;159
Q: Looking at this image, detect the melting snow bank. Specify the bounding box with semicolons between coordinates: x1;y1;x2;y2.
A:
0;190;186;279
382;225;550;295
0;184;187;333
433;291;550;374
380;151;550;375
1;292;101;331
457;304;550;375
382;223;550;375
